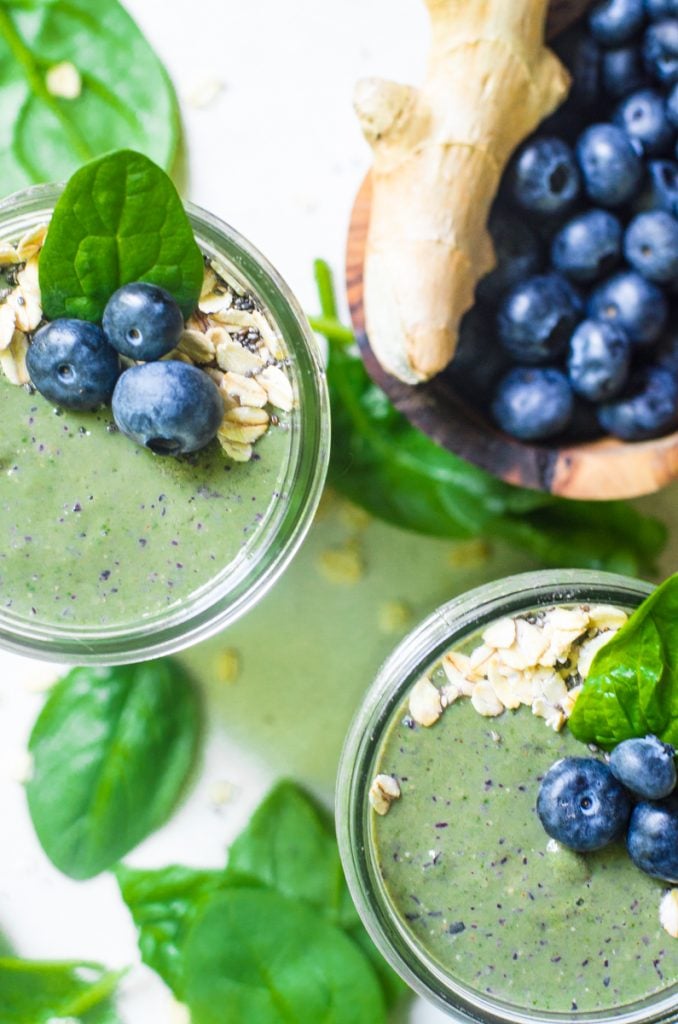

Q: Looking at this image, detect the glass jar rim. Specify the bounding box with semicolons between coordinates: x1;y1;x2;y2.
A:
0;183;330;664
336;570;677;1024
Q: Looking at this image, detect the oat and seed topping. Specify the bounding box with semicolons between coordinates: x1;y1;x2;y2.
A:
660;889;678;938
369;774;401;816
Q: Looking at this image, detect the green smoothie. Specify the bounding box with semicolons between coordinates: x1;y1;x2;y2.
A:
371;618;677;1015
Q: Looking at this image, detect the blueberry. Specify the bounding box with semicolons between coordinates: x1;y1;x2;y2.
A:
655;325;678;372
646;0;678;17
26;319;120;411
624;209;678;281
568;319;631;401
588;270;668;345
576;124;644;206
112;361;224;455
589;0;646;46
627;795;678;880
551;209;623;282
598;364;678;438
477;209;542;306
497;274;579;363
537;757;632;852
492;367;574;441
445;306;511;400
643;18;678;82
102;282;184;361
610;735;677;799
601;44;649;97
554;27;602;109
509;137;580;216
638;159;678;215
614;88;674;154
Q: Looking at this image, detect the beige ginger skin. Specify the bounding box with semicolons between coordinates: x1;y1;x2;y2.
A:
355;0;571;384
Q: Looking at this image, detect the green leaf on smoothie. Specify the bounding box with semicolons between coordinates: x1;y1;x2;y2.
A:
183;889;386;1024
311;260;666;575
0;958;123;1024
570;575;678;749
39;149;204;322
0;0;179;194
26;659;201;880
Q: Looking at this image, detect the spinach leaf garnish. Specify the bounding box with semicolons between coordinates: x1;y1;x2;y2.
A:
0;957;123;1024
570;574;678;748
0;0;179;193
39;149;204;322
26;659;200;880
311;260;666;575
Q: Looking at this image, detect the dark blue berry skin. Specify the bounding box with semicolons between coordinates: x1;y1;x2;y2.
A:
102;282;184;361
610;736;677;799
655;325;678;372
638;158;678;215
492;367;574;441
667;81;678;126
598;365;678;438
112;361;224;456
554;28;602;110
576;124;644;206
627;795;678;880
497;274;579;363
589;0;646;46
537;757;632;853
476;209;542;306
551;209;623;282
601;44;649;97
614;88;675;153
646;0;678;18
568;319;631;401
509;137;580;216
643;18;678;83
624;209;678;281
588;269;669;345
26;319;120;411
445;306;511;400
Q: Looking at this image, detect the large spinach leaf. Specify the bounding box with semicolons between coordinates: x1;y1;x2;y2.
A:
570;574;678;748
0;0;179;193
39;149;204;322
0;958;122;1024
183;889;385;1024
26;659;200;880
312;261;666;575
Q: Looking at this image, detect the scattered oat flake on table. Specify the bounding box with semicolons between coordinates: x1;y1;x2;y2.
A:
1;748;34;784
316;542;365;585
185;75;225;109
214;647;241;685
46;61;82;99
447;539;491;567
378;600;412;635
660;890;678;938
369;774;400;815
208;779;236;808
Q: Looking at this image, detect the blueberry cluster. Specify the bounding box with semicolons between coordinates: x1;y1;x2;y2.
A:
461;0;678;443
537;735;678;882
26;282;223;455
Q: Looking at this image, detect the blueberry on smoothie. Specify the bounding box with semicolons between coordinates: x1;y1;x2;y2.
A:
627;796;678;880
27;319;121;411
588;269;668;345
551;209;622;281
497;274;579;363
598;365;678;438
112;360;224;455
492;367;574;441
567;319;631;401
614;88;674;153
643;18;678;83
576;124;644;206
537;757;632;852
610;736;677;799
624;210;678;281
589;0;646;47
509;137;581;215
601;44;648;97
103;282;184;361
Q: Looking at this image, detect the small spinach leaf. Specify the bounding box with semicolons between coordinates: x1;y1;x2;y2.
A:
183;889;385;1024
0;957;122;1024
570;575;678;748
0;0;179;193
26;659;200;880
39;150;204;322
347;925;410;1011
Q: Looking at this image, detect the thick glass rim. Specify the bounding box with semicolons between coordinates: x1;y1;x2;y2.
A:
0;182;330;664
335;570;678;1024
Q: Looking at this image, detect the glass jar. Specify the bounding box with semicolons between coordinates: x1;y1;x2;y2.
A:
0;184;329;664
336;570;678;1024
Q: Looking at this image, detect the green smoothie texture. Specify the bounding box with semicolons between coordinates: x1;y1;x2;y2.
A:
373;672;676;1013
0;374;292;629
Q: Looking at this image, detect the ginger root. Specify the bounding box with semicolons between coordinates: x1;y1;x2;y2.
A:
355;0;571;384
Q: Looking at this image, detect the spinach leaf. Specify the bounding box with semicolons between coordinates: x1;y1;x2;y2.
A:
347;925;410;1011
312;261;666;575
183;889;385;1024
0;0;179;193
226;780;358;929
39;150;204;322
26;659;200;880
570;575;678;748
0;957;123;1024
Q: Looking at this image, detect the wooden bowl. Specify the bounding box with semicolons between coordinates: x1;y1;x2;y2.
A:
346;0;678;501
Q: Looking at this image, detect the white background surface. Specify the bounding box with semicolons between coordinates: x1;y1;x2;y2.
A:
0;2;447;1021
